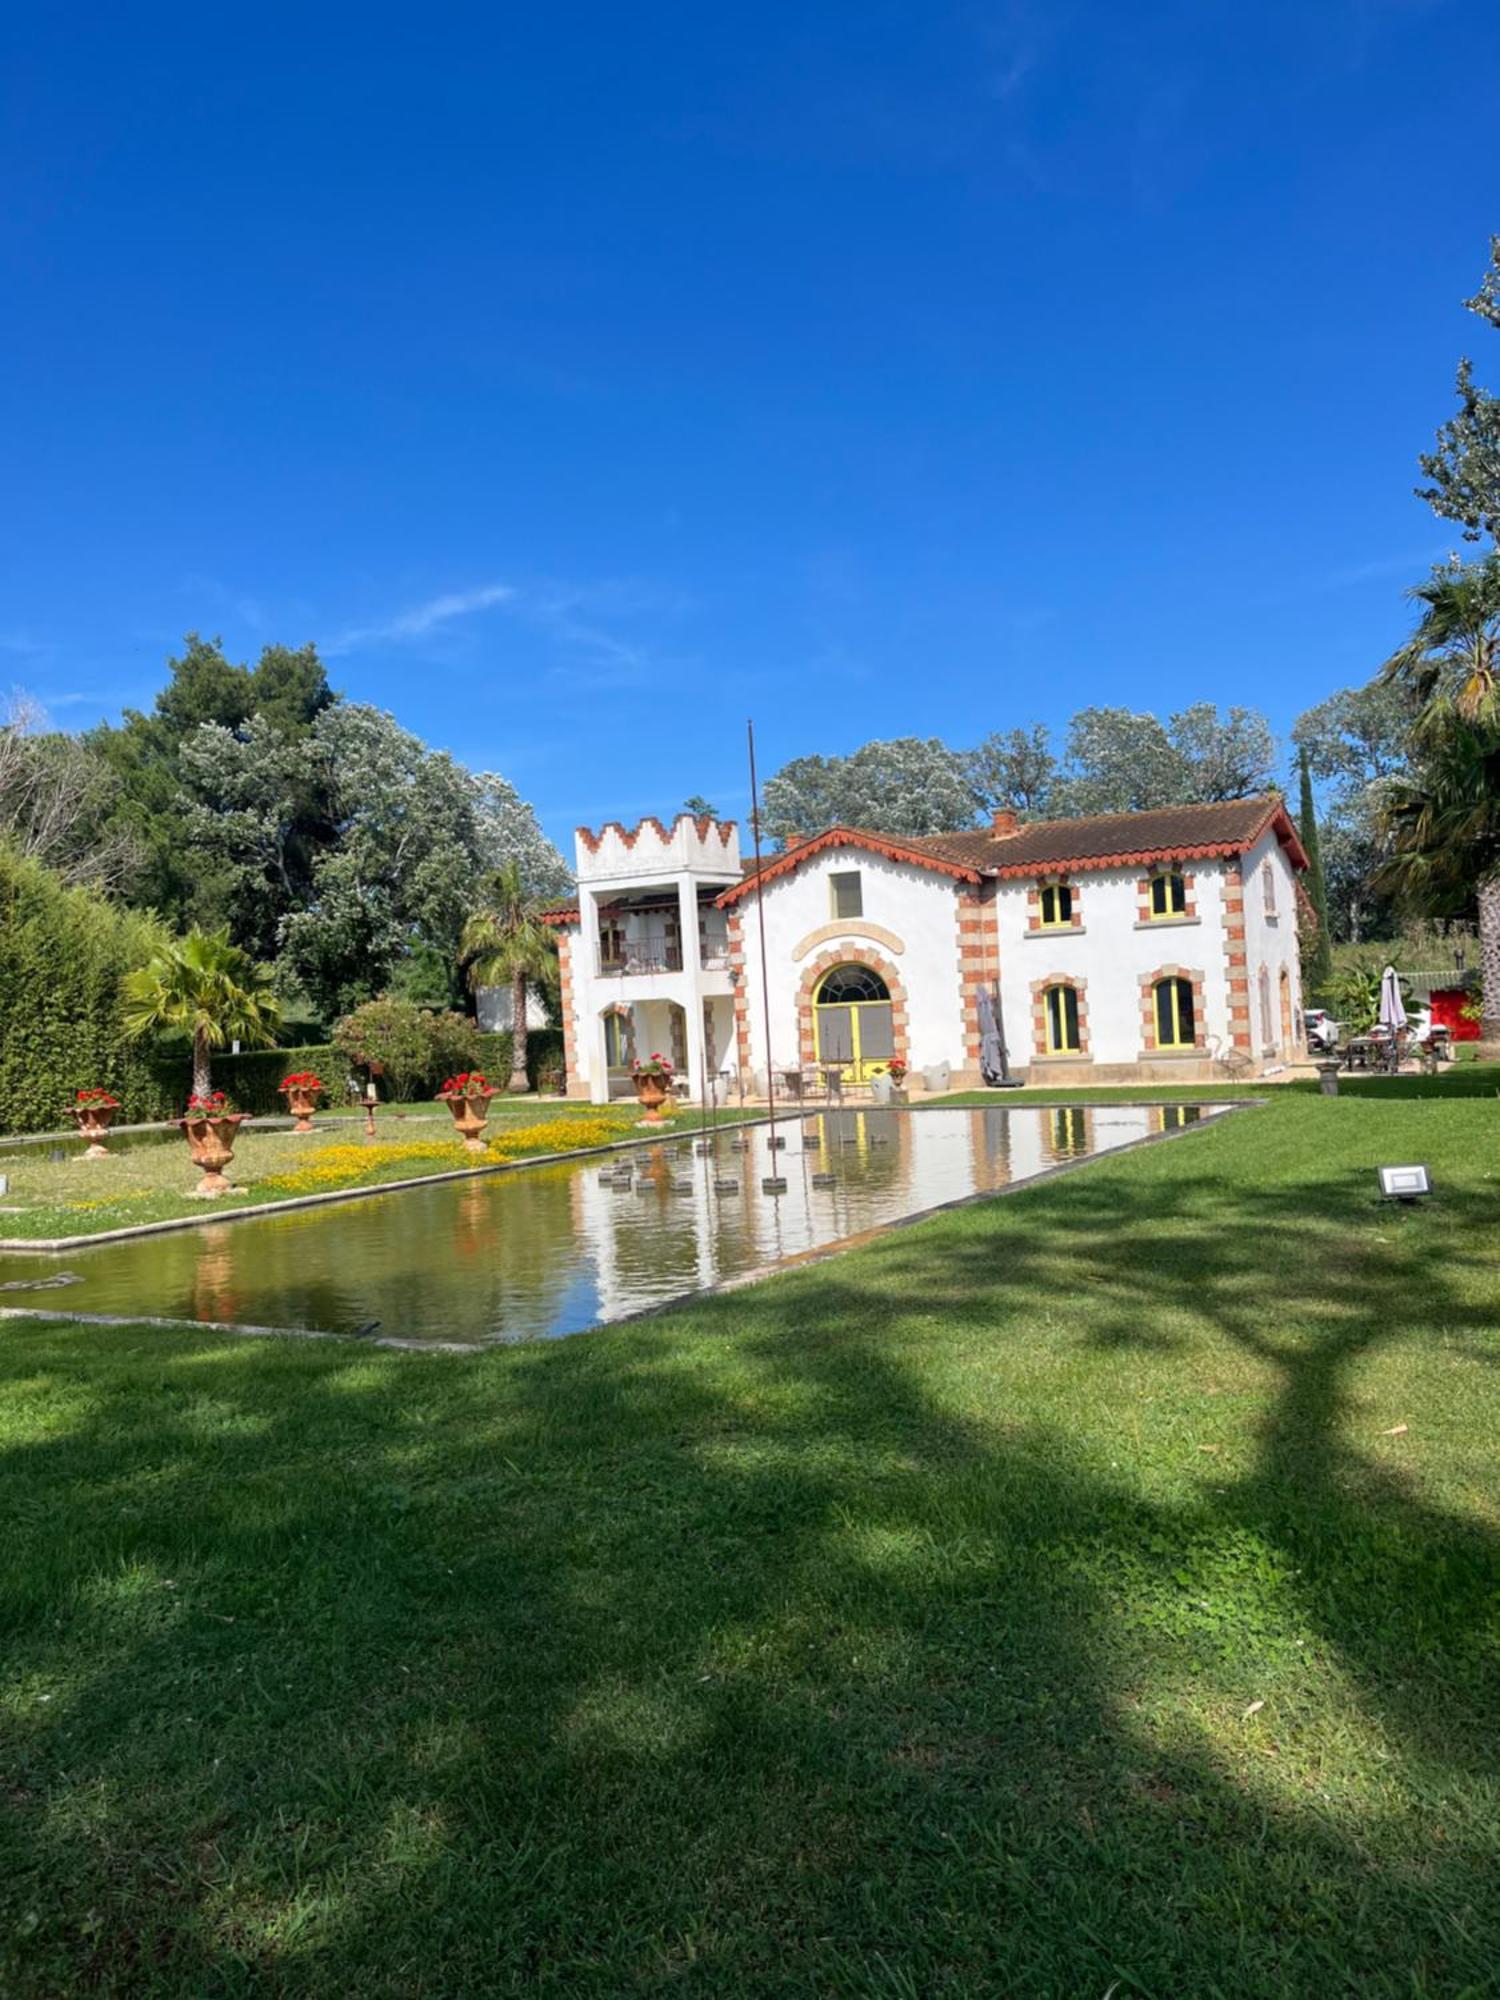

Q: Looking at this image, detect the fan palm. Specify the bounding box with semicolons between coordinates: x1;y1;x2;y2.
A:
121;929;282;1098
459;863;560;1093
1380;555;1500;1038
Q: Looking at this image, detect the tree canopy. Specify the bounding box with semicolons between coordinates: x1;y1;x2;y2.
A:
1417;236;1500;545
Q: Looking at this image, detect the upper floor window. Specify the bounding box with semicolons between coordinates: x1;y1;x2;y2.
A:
1044;983;1081;1053
1262;862;1277;917
1149;871;1187;919
1038;882;1074;928
1153;975;1196;1049
830;870;863;920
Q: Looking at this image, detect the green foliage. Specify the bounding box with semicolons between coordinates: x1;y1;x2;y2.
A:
1417;234;1500;544
424;1010;483;1085
331;998;438;1101
761;738;979;846
121;929;281;1097
329;1000;514;1102
0;845;177;1133
1325;953;1411;1035
460;861;559;1088
1297;749;1334;999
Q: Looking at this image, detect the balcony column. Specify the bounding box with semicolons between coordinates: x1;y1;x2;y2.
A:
678;877;708;1098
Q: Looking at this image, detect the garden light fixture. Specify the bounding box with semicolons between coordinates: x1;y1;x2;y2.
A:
1377;1164;1432;1203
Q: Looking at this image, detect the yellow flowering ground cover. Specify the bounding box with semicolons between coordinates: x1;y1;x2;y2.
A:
0;1103;663;1242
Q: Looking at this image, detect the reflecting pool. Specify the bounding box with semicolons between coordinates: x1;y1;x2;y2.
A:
0;1104;1233;1345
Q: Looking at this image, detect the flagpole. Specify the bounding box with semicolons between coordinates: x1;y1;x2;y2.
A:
746;720;784;1182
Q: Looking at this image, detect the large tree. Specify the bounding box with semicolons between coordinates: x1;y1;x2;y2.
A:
760;738;978;847
1297;747;1335;999
966;725;1058;819
1289;680;1412;943
1417;237;1500;545
1052;704;1275;815
0;692;138;891
87;634;339;931
1378;555;1500;1036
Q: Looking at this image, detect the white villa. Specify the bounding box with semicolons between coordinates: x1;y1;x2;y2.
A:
546;798;1308;1101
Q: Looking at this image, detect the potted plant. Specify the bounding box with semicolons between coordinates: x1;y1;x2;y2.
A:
631;1054;674;1124
278;1070;325;1135
68;1088;121;1159
180;1090;246;1198
885;1055;909;1103
870;1057;907;1106
437;1071;496;1152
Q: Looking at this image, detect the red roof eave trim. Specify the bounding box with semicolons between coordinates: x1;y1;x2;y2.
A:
715;826;983;905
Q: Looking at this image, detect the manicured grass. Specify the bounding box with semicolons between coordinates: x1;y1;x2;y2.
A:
0;1103;700;1242
2;1090;1498;1994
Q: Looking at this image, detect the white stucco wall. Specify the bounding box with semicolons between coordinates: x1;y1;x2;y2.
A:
735;846;968;1077
994;859;1235;1068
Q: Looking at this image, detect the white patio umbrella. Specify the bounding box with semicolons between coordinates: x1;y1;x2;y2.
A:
1377;965;1407;1034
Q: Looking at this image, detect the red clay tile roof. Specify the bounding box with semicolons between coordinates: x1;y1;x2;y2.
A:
717;795;1305;904
907;796;1307;876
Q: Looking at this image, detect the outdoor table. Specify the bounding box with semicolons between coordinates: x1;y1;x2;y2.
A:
779;1068;806;1101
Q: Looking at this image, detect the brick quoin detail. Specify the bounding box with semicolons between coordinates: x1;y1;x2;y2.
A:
1219;862;1253;1053
796;945;909;1070
556;929;578;1084
1138;964;1209;1051
955;883;1000;1065
1136;868;1199;923
1029;974;1091;1058
1026;876;1083;934
726;908;752;1077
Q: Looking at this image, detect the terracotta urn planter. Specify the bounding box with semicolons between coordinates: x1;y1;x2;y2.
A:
437;1074;495;1153
633;1071;671;1125
68;1094;120;1159
181;1112;246;1198
278;1074;325;1135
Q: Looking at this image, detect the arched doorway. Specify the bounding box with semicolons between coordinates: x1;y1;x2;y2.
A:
813;963;894;1082
1279;967;1295;1056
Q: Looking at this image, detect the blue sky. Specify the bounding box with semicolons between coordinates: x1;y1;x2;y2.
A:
2;1;1496;852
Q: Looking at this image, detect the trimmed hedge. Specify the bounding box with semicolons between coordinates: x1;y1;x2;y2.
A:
0;847;178;1134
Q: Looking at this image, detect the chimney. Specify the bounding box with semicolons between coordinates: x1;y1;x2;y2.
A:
990;808;1020;837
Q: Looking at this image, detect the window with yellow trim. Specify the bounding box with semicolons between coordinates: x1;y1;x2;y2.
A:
1152;975;1196;1048
1044;983;1081;1053
1038;882;1074;927
1149;870;1187;918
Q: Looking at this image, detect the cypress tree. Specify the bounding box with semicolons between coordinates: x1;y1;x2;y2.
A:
1298;747;1335;1001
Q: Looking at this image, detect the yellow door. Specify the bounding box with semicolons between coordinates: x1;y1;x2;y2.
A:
813;965;894;1082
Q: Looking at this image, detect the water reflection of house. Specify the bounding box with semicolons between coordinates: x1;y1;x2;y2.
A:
546;801;1307;1104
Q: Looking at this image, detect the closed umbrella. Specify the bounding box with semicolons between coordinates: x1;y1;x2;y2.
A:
978;983;1021;1087
1377;965;1407;1034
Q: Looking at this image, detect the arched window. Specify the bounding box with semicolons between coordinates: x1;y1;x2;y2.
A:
1262;862;1277;916
1044;983;1081;1053
817;964;889;1005
1150;870;1187;919
1038;882;1074;927
1153;975;1196;1049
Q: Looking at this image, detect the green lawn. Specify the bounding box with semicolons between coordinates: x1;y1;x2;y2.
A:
2;1085;1498;1995
0;1102;690;1243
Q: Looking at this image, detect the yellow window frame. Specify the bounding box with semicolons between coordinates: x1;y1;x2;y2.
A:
1044;983;1081;1053
1038;882;1074;928
1153;976;1195;1048
1149;871;1186;919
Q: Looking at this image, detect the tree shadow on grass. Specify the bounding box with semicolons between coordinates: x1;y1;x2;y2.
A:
1;1141;1498;1996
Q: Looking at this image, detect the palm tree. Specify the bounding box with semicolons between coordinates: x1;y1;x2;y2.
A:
121;928;282;1098
459;862;560;1093
1380;555;1500;1040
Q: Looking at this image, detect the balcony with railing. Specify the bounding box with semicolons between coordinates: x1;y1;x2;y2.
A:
597;935;684;977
